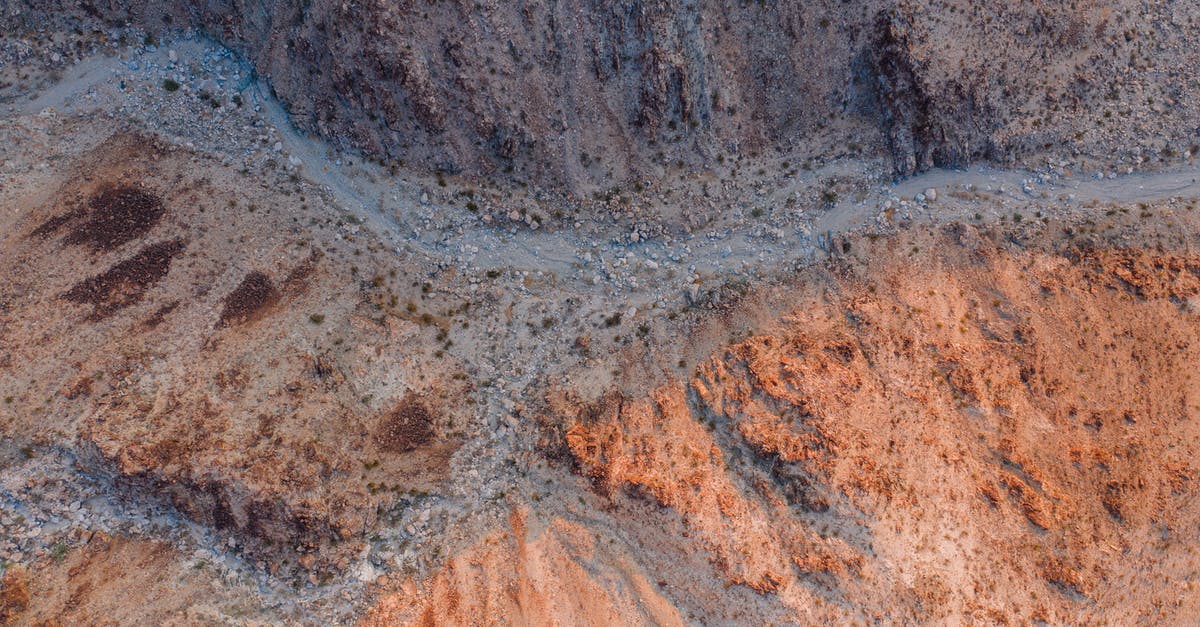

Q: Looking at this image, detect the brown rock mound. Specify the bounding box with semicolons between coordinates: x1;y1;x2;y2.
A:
64;186;167;252
218;271;278;326
375;395;435;454
63;239;185;319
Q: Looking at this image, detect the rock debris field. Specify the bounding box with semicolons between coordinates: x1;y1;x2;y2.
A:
2;10;1200;626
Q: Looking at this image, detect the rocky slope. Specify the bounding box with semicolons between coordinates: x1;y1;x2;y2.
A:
0;130;479;576
542;218;1200;623
3;10;1200;627
6;0;1200;191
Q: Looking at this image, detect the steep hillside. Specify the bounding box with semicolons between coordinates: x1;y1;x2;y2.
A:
6;1;1200;191
533;218;1200;623
0;131;482;576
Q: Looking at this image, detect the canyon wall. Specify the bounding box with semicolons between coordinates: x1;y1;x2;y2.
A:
8;0;1197;190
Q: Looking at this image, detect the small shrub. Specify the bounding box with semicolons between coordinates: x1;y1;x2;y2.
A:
162;78;180;92
51;541;69;562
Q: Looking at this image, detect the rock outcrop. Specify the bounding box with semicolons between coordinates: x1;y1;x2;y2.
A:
552;222;1200;622
8;0;1199;188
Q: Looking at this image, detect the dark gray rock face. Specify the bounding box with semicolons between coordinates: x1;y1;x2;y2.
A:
180;0;891;189
9;0;1200;189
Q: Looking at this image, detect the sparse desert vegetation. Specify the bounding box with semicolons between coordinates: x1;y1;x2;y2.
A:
2;2;1200;625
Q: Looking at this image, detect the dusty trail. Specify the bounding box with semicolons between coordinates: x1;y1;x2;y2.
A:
259;84;1200;307
248;75;1200;298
